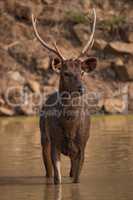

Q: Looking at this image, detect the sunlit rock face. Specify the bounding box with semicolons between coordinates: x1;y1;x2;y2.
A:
0;0;132;115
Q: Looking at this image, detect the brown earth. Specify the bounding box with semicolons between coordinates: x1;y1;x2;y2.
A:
0;0;133;116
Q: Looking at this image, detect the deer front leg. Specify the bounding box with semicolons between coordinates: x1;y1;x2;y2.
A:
42;144;53;178
51;145;61;184
72;151;84;183
70;158;74;177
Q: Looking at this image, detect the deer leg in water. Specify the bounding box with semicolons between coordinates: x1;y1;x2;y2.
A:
70;158;74;177
42;144;53;178
51;146;61;184
72;152;85;183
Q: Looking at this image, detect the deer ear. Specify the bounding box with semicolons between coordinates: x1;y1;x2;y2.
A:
81;57;97;73
52;57;62;73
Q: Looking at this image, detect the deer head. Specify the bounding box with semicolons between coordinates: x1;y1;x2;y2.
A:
32;9;97;95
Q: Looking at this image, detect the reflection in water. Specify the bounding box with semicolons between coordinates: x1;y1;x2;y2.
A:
44;185;62;200
0;115;133;200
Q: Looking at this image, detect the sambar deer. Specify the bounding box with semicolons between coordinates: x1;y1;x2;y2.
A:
32;9;97;184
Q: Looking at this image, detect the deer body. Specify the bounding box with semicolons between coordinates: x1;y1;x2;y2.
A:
32;9;97;184
40;59;95;184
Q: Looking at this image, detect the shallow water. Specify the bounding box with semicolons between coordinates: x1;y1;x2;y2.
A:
0;115;133;200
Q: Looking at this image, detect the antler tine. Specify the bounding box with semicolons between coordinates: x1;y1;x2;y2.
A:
52;41;65;60
81;8;96;55
31;14;64;60
90;39;95;48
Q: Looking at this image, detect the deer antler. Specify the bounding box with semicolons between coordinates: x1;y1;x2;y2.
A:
31;14;65;60
81;8;97;56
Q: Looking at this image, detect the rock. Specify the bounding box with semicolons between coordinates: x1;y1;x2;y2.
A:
14;2;32;21
99;60;111;70
94;39;107;50
8;40;46;71
100;64;116;80
13;23;33;41
6;0;14;13
104;98;127;114
47;74;59;86
0;98;5;105
107;42;133;55
128;33;133;43
114;58;124;66
0;47;23;94
73;24;91;44
8;43;31;67
111;58;127;81
0;107;15;116
36;4;62;23
97;99;104;109
37;57;50;71
8;71;25;84
103;84;128;114
19;105;36;116
4;86;24;108
0;14;14;45
0;1;5;14
18;90;42;115
16;90;41;115
6;1;42;22
27;80;40;93
112;59;133;81
128;83;133;99
42;0;53;4
43;86;56;95
128;83;133;112
126;60;133;81
82;0;91;12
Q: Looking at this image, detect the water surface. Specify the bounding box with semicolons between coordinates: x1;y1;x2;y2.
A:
0;115;133;200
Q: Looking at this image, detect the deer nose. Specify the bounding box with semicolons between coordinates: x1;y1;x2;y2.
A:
78;85;84;95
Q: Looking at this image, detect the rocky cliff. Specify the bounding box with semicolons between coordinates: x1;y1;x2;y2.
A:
0;0;133;116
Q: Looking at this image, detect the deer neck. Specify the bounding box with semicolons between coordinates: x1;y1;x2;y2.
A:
59;79;76;107
59;88;84;114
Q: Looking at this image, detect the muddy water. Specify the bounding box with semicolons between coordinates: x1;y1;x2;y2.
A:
0;115;133;200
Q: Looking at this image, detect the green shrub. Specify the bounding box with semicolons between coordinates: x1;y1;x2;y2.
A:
64;10;87;24
103;15;125;30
